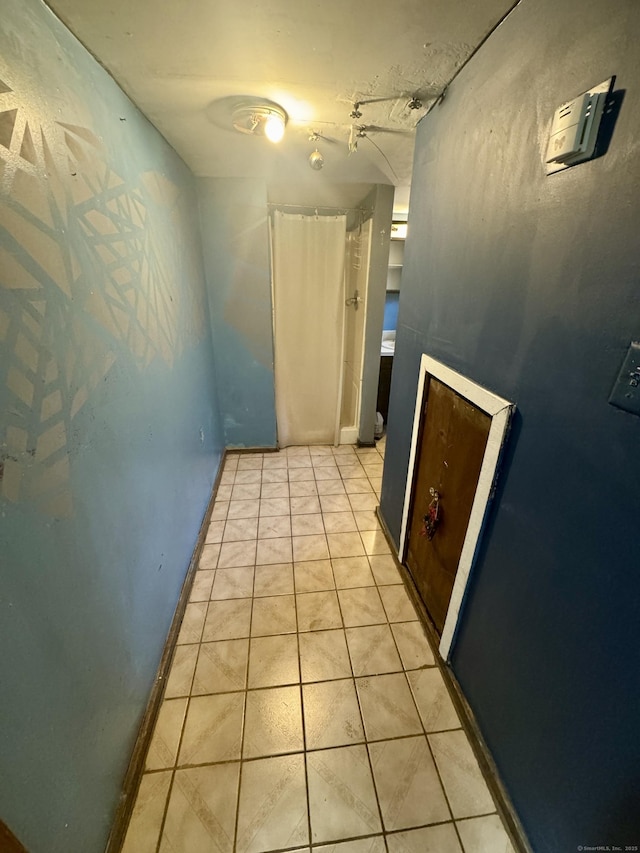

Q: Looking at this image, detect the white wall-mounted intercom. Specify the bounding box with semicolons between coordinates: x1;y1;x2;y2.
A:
545;78;613;175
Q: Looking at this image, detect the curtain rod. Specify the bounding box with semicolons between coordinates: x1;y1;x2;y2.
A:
267;202;374;214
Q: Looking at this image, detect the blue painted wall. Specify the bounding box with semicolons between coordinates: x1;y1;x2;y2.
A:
198;179;277;448
383;292;399;331
380;1;640;850
0;2;223;851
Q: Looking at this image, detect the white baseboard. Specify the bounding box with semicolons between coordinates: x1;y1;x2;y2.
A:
339;426;359;445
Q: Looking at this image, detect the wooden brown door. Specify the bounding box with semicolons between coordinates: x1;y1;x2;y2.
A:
406;378;491;634
0;820;29;852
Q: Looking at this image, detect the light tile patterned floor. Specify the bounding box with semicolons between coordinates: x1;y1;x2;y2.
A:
121;439;516;853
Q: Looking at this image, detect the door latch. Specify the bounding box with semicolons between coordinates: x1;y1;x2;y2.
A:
419;488;441;540
345;289;362;307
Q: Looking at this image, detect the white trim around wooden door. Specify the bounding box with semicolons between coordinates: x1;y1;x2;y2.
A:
399;355;515;662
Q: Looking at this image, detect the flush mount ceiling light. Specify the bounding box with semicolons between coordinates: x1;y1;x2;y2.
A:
231;101;287;143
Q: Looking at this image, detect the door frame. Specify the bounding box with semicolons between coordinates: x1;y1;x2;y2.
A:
340;219;373;445
399;355;515;661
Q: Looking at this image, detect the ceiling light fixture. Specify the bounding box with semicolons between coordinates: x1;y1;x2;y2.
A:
231;101;287;143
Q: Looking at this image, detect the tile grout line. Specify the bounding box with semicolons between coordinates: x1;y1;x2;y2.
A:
335;569;389;846
230;528;257;853
380;561;466;845
332;480;388;849
293;545;314;851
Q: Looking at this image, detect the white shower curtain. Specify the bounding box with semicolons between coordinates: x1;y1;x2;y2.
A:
271;211;347;447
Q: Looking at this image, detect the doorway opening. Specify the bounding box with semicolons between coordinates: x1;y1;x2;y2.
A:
270;207;374;447
400;355;514;661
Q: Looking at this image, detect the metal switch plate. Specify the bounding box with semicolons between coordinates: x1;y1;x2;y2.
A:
609;342;640;415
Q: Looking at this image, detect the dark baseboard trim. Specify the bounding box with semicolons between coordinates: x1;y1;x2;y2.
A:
227;446;278;454
105;451;226;853
375;507;533;853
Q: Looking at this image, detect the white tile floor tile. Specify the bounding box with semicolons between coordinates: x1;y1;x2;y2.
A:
407;667;461;732
231;483;261;501
243;685;304;758
121;770;172;853
247;633;300;688
123;444;511;853
217;540;257;569
289;480;318;497
176;602;207;645
379;584;418;622
259;497;291;516
205;521;225;543
202;599;252;641
345;624;403;676
327;531;366;558
390;621;434;670
234;469;262;485
145;698;188;770
198;544;220;570
211;566;254;600
356;673;423;740
165;644;198;697
226;499;260;520
260;479;289;496
251;594;296;636
429;729;496;818
338;587;387;627
456;814;516;853
303;678;364;749
323;511;358;533
320;493;351;512
236;754;308;853
192;639;249;694
296;590;343;632
369;735;450;830
189;569;215;601
299;629;352;682
257;514;292;539
255;536;293;565
261;469;288;484
291;512;325;536
294;559;335;592
293;533;330;562
308;745;382;843
332;555;375;588
253;562;294;597
290;495;321;514
178;692;244;764
160;763;239;853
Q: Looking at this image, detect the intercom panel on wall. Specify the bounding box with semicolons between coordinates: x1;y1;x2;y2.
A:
545;77;614;175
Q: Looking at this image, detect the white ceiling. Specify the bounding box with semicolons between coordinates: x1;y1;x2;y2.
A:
46;0;515;211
